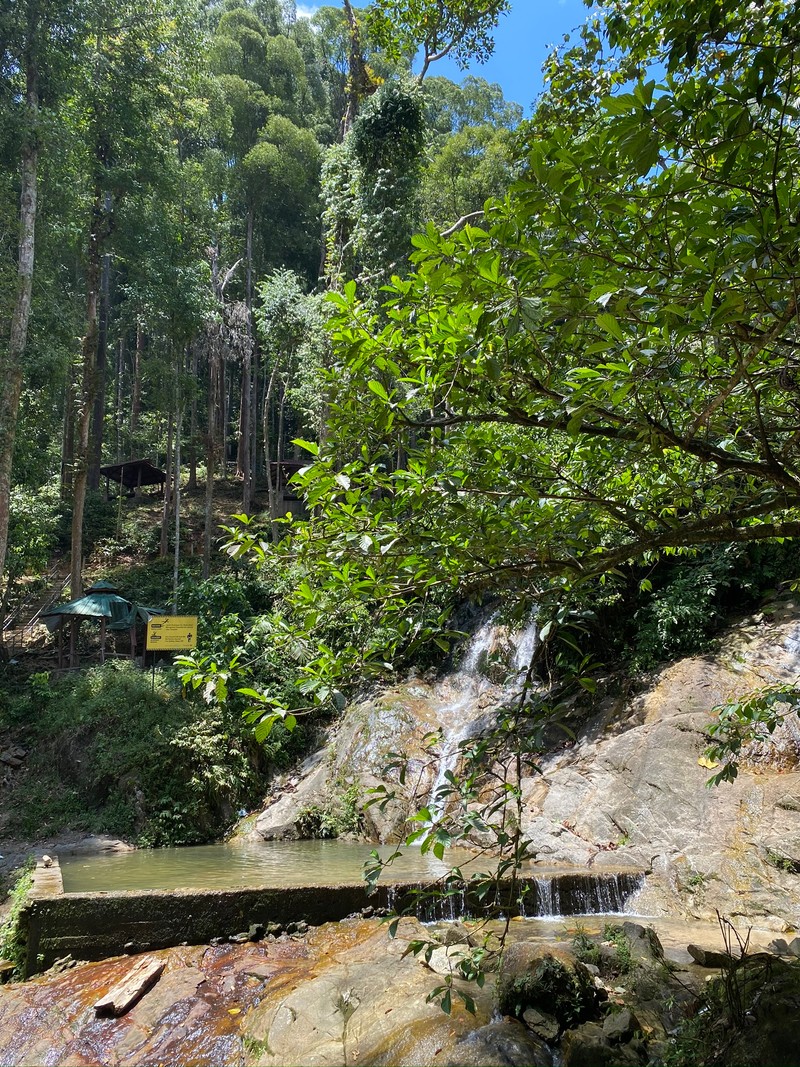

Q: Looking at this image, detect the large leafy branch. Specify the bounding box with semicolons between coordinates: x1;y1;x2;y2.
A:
301;0;800;606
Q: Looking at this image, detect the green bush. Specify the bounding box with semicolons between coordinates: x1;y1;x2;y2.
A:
0;860;34;980
0;662;267;846
296;784;362;839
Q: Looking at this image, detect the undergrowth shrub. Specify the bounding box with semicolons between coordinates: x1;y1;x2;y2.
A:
0;860;34;980
499;954;601;1028
0;662;267;846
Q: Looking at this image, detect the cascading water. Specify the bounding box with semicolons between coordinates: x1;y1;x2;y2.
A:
426;613;539;816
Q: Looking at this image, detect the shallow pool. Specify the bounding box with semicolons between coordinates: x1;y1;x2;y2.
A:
59;839;485;893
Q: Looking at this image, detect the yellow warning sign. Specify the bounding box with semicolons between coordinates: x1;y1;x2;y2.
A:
146;615;198;651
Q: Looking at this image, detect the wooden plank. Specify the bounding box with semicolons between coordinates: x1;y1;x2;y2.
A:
94;956;165;1017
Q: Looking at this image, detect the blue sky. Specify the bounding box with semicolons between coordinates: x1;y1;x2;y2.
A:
426;0;590;112
297;1;591;113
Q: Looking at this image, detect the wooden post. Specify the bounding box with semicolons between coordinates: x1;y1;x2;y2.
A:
100;616;106;664
57;618;63;670
69;617;78;668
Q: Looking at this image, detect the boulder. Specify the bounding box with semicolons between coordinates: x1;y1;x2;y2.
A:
522;1006;560;1042
603;1007;640;1043
561;1022;644;1066
446;1020;552;1066
687;944;734;968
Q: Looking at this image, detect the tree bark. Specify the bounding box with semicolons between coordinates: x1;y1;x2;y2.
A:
61;356;76;499
130;324;143;439
70;186;104;599
0;20;38;587
89;241;111;490
160;409;173;557
115;335;125;462
203;352;219;579
263;360;281;541
188;342;198;491
242;210;253;513
172;392;182;612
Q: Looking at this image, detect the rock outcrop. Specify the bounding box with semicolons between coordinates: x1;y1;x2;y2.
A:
245;602;800;927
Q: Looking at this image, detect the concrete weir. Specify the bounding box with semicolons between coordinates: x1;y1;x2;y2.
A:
23;858;645;977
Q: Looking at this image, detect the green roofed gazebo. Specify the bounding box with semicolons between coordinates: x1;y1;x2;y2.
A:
42;581;164;668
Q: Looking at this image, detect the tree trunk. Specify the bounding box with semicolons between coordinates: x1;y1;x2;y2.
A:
241;210;253;512
130;323;143;439
88;242;111;490
203;354;219;579
188;342;198;491
0;28;38;587
222;359;229;479
115;334;124;462
61;357;76;499
172;393;182;612
342;0;373;135
263;360;281;541
70;185;104;600
160;409;173;557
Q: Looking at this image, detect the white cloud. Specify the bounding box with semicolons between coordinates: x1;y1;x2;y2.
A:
296;3;320;18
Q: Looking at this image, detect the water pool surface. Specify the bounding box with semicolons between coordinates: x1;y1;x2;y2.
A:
59;840;485;893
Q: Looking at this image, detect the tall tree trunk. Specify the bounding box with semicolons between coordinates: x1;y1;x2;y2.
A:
172;391;182;612
342;0;373;135
250;340;259;488
263;360;281;541
203;353;219;579
130;324;143;440
160;409;173;557
0;24;38;587
188;342;198;491
222;359;229;479
61;358;76;499
241;211;253;512
71;187;104;599
115;335;124;462
89;241;111;489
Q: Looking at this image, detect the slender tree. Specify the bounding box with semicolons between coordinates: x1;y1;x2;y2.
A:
0;0;40;590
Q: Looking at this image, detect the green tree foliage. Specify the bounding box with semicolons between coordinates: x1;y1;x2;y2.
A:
0;662;267;844
367;0;511;79
323;77;426;286
420;76;521;226
299;0;800;636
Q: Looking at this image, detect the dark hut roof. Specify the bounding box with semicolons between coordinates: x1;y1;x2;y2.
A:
99;458;166;489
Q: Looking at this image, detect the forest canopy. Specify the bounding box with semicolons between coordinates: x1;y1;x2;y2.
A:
3;0;800;724
282;0;800;640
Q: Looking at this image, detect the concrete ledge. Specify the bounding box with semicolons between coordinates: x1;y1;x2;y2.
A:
21;859;644;977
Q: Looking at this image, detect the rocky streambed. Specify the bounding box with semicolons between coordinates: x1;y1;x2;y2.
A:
0;913;794;1067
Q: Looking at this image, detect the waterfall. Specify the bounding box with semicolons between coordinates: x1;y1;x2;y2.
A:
404;870;645;921
519;871;646;918
427;613;539;816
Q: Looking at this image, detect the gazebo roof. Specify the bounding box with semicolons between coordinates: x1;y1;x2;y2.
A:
99;458;166;489
42;589;132;625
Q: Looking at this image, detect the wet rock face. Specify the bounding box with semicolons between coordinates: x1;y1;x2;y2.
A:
242;917;498;1065
519;609;800;927
0;943;284;1067
243;605;800;926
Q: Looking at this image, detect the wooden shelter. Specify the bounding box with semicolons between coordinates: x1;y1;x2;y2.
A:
100;459;166;498
42;580;163;669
